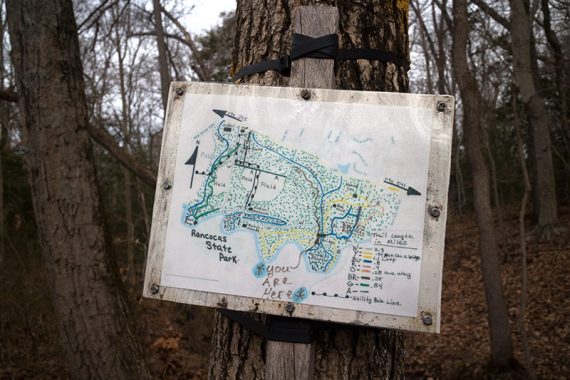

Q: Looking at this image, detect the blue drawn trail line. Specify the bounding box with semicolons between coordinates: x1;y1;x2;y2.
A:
328;206;361;240
251;132;340;237
189;121;235;220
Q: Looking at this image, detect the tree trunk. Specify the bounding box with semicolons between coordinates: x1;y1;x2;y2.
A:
509;0;558;237
0;0;6;266
541;0;568;140
210;1;408;379
152;0;170;111
513;93;537;379
6;0;151;378
451;0;514;369
114;23;135;280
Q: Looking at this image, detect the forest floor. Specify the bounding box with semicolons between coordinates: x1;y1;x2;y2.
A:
1;207;569;379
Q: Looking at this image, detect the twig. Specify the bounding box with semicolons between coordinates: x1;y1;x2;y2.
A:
160;6;210;81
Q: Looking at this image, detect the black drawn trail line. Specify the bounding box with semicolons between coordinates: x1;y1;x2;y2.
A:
311;291;350;298
244;170;260;209
242;131;251;164
234;162;287;178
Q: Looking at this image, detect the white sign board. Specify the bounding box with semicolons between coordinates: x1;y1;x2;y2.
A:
144;82;454;333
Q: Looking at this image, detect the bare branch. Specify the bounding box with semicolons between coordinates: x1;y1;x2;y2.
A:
471;0;510;30
129;31;190;48
411;0;438;59
5;88;156;185
433;0;453;31
87;124;157;187
78;0;121;32
160;6;210;81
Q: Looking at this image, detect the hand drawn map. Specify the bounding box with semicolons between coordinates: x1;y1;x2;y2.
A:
146;83;454;332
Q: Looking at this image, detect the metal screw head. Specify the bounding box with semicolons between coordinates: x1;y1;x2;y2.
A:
300;89;311;100
436;102;446;112
422;313;433;325
285;303;295;314
176;87;184;96
429;206;441;218
150;284;160;294
162;181;172;190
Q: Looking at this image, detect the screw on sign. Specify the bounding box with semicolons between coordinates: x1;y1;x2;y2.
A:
429;206;441;218
285;303;296;315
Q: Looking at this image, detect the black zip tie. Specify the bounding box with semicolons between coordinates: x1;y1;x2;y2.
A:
233;33;410;81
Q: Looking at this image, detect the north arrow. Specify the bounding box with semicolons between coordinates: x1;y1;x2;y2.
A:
185;145;198;188
384;179;421;196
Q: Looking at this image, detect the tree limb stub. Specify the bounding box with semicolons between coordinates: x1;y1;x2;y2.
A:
87;124;157;187
3;89;156;187
160;6;210;81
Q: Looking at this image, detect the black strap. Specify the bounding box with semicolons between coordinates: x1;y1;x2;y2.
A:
233;33;410;81
290;33;338;60
219;309;315;343
233;56;291;81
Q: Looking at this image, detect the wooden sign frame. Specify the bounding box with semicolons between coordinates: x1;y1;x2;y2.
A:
143;82;454;333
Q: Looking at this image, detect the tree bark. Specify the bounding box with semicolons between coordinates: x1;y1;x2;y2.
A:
6;0;151;378
0;0;6;266
513;93;537;379
451;0;514;369
114;21;135;279
210;1;408;379
509;0;558;236
541;0;568;139
152;0;171;111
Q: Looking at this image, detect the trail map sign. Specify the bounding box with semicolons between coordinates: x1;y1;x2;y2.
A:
144;82;454;333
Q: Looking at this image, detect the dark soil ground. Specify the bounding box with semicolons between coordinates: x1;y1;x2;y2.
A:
1;207;569;379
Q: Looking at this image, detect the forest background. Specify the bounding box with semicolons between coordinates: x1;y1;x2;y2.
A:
0;0;568;378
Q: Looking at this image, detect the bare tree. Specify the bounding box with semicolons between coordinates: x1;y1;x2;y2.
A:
451;0;515;369
152;0;170;110
471;0;560;238
513;91;537;379
510;0;559;238
0;0;6;265
6;0;151;377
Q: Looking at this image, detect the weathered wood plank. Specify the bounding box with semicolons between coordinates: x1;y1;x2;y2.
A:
289;6;338;89
266;6;339;380
266;341;315;380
